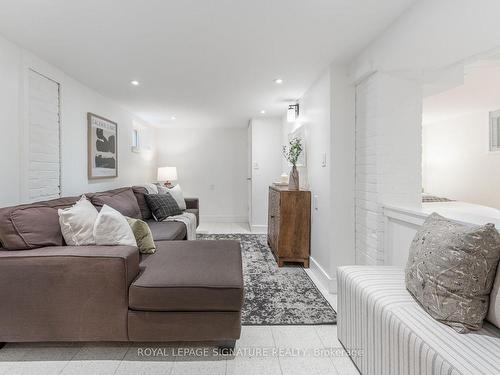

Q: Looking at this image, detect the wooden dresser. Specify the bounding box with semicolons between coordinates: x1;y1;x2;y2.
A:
267;185;311;267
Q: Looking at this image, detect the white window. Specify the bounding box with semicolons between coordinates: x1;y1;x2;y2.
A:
490;110;500;151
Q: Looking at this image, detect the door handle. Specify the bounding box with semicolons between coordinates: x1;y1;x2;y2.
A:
246;177;252;181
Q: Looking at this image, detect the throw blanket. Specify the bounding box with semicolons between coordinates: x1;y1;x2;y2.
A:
164;212;197;240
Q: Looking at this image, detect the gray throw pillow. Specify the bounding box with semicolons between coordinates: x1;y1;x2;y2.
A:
405;212;500;333
144;193;182;221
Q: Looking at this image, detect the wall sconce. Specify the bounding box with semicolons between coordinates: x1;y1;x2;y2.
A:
131;128;140;153
287;104;299;123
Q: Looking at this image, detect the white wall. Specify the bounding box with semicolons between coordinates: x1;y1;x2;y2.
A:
423;111;500;209
329;66;356;286
0;36;21;206
347;0;500;265
289;70;332;276
348;0;500;265
0;34;156;207
250;117;283;231
155;127;248;223
282;66;355;292
354;72;422;265
351;0;500;82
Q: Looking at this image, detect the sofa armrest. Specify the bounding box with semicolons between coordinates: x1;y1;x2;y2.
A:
0;245;139;341
185;198;199;210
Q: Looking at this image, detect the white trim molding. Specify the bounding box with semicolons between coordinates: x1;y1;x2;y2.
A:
200;215;248;223
250;224;267;234
309;256;336;293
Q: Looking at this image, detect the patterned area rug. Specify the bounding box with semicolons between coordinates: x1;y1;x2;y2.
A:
197;233;337;325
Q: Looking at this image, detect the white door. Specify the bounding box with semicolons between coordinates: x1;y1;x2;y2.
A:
27;69;61;201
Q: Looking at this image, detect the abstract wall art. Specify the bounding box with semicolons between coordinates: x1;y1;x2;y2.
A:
87;113;118;179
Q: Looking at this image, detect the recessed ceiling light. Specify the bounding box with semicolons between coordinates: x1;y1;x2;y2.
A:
274;78;283;84
130;80;140;86
171;116;176;120
260;110;266;114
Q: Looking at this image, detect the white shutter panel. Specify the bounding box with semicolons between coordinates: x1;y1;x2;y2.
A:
27;70;61;201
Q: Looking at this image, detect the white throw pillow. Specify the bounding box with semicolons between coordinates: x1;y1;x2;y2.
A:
58;195;98;246
142;183;159;194
93;205;137;247
168;184;186;210
487;268;500;328
156;184;169;194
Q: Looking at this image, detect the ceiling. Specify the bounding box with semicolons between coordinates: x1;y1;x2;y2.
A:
0;0;416;128
423;59;500;125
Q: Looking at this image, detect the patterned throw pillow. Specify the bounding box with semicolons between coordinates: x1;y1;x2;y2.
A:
126;217;156;254
405;213;500;333
144;193;182;221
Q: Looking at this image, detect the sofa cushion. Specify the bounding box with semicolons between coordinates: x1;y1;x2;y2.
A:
94;205;137;247
132;186;152;220
89;187;141;219
405;213;500;333
144;193;182;221
0;196;79;250
129;240;243;312
146;220;186;241
167;185;187;210
58;195;98;246
126;217;156;254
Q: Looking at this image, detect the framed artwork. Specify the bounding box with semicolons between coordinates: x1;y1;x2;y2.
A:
87;113;118;179
288;125;307;167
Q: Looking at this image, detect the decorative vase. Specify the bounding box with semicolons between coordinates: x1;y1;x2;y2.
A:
289;165;299;190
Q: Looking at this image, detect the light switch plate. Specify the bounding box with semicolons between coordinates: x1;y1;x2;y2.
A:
321;153;327;167
313;195;319;210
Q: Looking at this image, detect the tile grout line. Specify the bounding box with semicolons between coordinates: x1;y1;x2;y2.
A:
57;344;83;375
111;344;131;375
314;327;341;375
270;327;284;375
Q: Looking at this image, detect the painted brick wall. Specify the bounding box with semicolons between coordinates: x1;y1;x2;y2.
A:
355;72;422;265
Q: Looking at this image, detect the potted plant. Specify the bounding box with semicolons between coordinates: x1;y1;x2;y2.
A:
282;137;303;190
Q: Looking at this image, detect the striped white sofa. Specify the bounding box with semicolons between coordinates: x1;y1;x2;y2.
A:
337;266;500;375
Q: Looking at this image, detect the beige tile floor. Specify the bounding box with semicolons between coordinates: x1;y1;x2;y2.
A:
0;223;359;375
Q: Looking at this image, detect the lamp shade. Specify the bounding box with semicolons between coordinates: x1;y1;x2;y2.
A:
157;167;178;181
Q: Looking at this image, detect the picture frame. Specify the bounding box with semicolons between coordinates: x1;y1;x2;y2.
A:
87;112;118;179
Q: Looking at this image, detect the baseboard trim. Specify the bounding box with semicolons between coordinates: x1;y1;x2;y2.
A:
250;225;267;233
201;215;248;223
309;256;336;293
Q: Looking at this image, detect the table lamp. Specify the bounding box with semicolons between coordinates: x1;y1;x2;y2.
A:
157;167;177;187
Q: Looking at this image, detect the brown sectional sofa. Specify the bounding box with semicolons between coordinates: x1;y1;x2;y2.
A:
0;186;243;349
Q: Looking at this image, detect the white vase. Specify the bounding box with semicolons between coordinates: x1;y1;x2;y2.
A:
288;166;299;190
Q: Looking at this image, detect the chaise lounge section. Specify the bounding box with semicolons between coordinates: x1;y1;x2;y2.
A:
0;186;243;348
